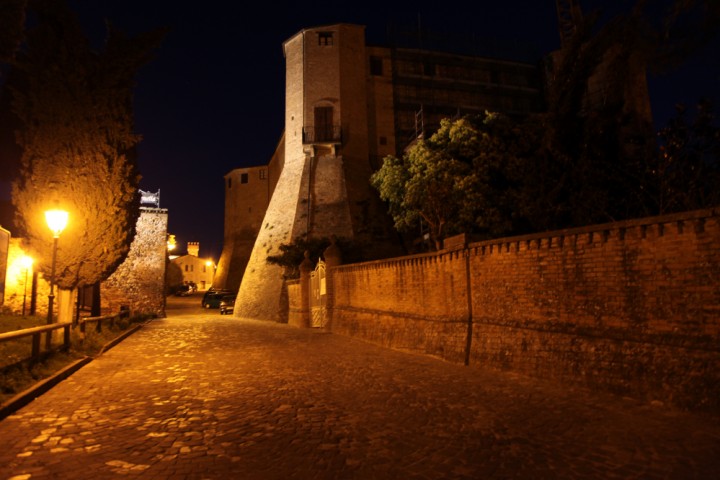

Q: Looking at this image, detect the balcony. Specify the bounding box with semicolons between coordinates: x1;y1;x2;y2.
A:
302;125;342;145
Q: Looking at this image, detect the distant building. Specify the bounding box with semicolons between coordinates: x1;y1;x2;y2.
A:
221;23;545;322
170;242;215;291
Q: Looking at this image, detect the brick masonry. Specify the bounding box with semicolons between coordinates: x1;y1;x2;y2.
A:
322;208;720;413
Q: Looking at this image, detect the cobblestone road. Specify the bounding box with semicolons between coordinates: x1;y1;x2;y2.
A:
1;298;719;479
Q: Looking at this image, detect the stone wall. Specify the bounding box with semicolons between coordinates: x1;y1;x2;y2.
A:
327;208;720;413
102;208;168;317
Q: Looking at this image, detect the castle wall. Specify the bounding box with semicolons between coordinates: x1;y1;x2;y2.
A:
328;208;720;412
215;136;284;292
102;208;167;317
233;31;310;322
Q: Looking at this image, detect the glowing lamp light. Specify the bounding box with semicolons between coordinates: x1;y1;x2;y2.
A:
45;209;69;238
20;255;34;270
205;260;213;267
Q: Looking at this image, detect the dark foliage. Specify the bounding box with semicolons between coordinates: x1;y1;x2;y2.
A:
266;236;367;279
8;0;165;290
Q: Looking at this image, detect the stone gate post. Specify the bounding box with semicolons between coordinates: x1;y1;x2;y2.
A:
323;236;342;330
299;251;313;328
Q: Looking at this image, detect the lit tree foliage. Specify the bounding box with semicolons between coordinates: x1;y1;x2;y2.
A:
9;0;164;290
371;113;543;250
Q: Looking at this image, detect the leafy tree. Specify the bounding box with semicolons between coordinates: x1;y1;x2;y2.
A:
0;0;26;68
266;236;365;279
371;112;551;250
165;260;184;295
542;0;720;223
8;0;165;300
645;99;720;213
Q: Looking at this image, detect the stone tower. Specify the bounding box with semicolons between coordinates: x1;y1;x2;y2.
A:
234;24;388;322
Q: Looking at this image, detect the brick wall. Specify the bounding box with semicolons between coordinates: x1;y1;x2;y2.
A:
327;208;720;412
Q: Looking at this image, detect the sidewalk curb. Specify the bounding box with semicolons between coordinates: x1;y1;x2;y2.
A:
0;321;149;421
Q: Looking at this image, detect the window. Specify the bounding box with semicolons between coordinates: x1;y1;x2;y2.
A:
240;173;248;184
318;32;333;46
227;178;232;189
314;106;333;142
423;62;435;76
259;169;267;180
370;56;383;76
184;265;189;272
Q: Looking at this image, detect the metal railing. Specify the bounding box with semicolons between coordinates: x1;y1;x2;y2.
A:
302;125;342;144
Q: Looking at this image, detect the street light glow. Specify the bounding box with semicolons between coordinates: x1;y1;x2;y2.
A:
20;255;34;269
45;209;69;238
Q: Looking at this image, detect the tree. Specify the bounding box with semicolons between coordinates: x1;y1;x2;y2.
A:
0;0;26;68
542;0;720;224
8;0;164;317
645;99;720;213
371;112;547;250
266;236;365;278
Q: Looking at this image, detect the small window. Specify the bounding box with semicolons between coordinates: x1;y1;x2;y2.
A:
190;265;194;272
423;62;435;76
184;265;189;272
370;56;383;76
318;31;333;46
240;173;248;184
259;169;267;180
227;178;232;189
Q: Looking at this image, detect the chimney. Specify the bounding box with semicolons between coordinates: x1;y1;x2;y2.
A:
187;242;199;257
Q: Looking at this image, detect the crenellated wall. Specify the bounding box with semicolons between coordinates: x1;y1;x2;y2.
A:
327;208;720;412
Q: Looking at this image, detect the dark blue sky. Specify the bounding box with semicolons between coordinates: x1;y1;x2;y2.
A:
7;1;718;262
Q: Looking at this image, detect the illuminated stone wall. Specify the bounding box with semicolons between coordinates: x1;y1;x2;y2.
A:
234;24;373;322
328;208;720;413
214;138;284;292
102;208;168;316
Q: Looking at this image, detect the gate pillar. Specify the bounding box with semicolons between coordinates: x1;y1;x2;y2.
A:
299;251;313;328
323;236;342;330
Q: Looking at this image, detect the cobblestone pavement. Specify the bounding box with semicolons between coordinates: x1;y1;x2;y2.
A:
1;300;719;479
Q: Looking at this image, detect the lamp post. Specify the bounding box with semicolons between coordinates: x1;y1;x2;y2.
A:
45;210;68;336
20;255;33;317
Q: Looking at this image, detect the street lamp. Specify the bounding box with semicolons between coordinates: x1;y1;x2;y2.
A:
45;209;68;332
19;255;33;317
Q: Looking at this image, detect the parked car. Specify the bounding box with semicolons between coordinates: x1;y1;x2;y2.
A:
174;284;192;296
202;288;233;309
219;294;237;315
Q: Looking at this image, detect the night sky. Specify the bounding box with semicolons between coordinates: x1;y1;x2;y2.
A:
3;1;719;262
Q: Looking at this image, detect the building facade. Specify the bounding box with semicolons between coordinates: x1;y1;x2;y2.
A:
225;23;544;322
170;242;216;291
